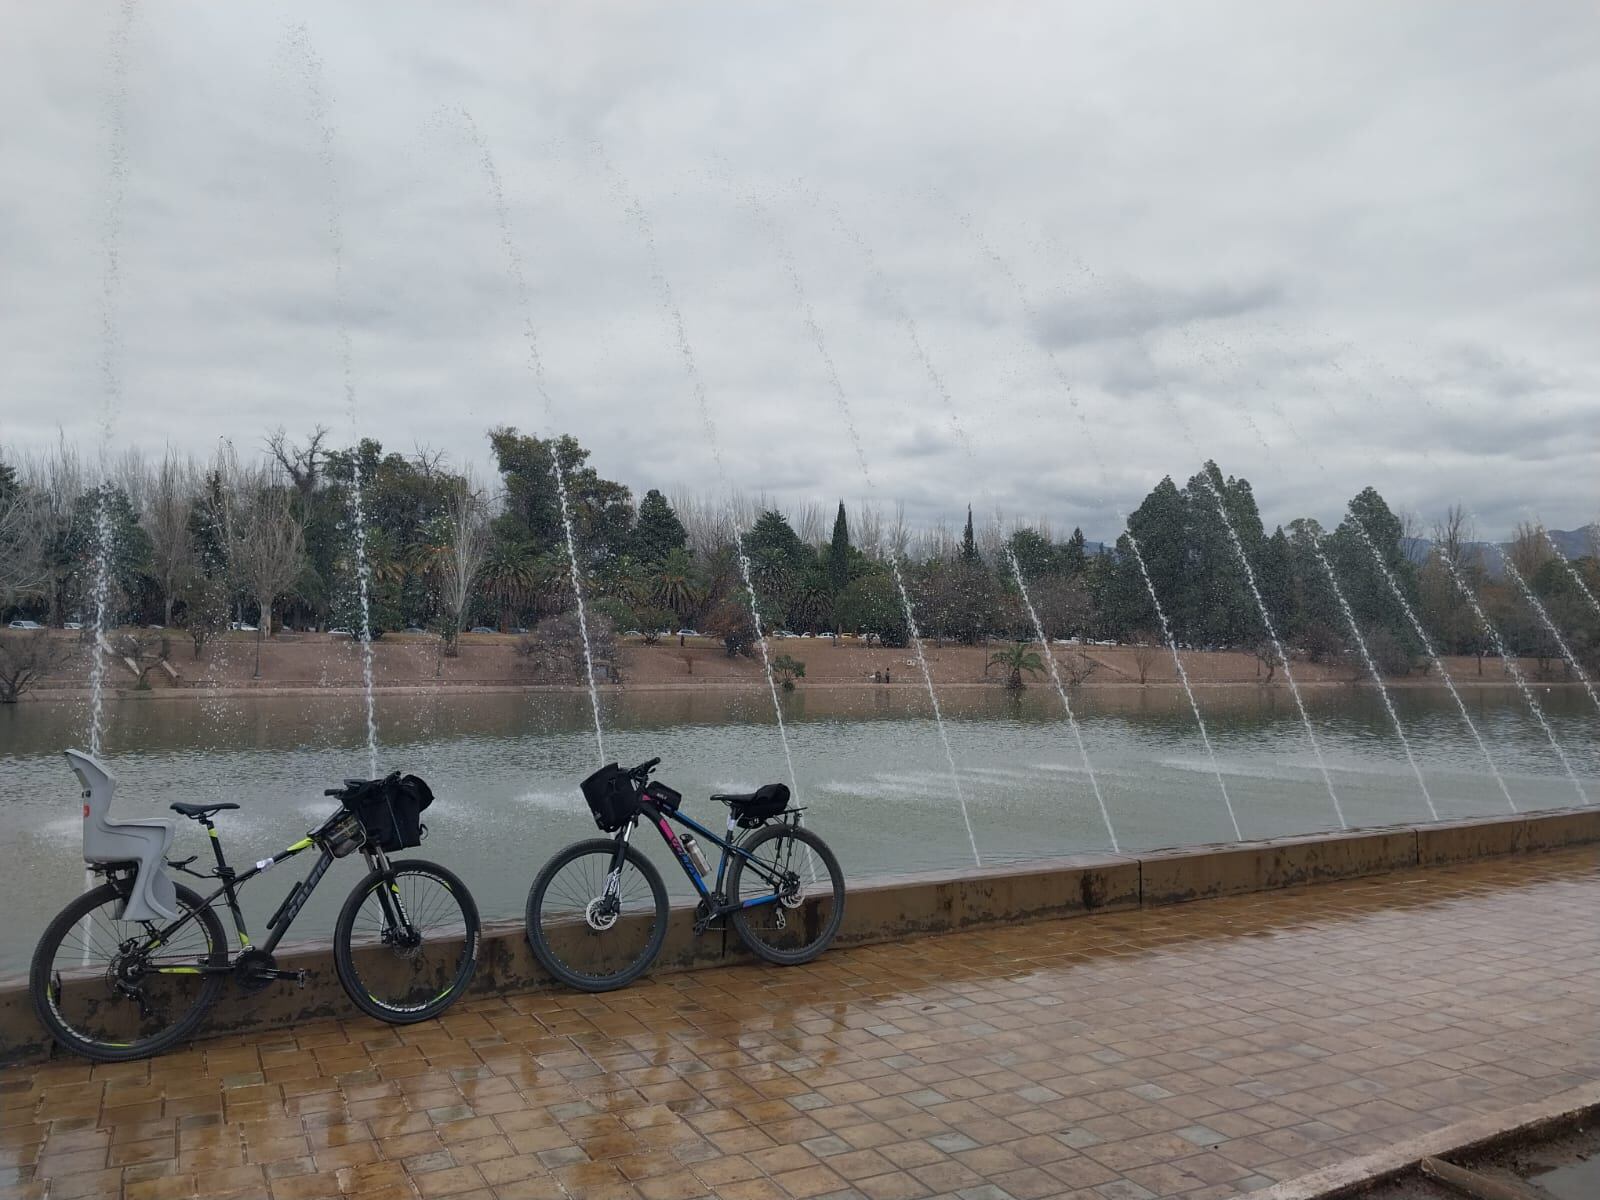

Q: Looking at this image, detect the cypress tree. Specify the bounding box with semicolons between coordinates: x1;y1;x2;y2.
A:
828;502;851;594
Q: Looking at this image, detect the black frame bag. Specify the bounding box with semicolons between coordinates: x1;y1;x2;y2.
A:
347;774;433;851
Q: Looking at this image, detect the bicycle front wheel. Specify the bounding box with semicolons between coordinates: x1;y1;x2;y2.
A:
525;838;668;992
333;860;480;1024
728;823;845;966
29;881;227;1062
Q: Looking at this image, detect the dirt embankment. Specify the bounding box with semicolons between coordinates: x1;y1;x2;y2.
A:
10;628;1559;700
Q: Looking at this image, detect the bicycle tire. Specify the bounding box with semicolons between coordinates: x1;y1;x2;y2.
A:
30;881;227;1063
333;859;480;1024
727;823;845;966
525;838;668;992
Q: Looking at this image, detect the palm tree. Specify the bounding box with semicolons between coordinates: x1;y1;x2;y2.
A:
481;542;536;631
787;571;833;633
652;547;697;619
990;641;1046;690
530;550;576;620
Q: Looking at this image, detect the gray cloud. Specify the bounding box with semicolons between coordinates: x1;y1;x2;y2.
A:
1031;278;1288;349
0;1;1596;547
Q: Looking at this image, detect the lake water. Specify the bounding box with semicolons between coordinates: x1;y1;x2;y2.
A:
1;683;1595;979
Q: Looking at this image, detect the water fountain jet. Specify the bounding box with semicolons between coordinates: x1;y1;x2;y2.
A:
748;198;983;863
956;215;1345;830
454;111;607;764
1439;552;1589;805
800;192;1142;849
1500;553;1600;717
593;150;803;803
284;24;380;775
1540;525;1600;621
1180;336;1439;821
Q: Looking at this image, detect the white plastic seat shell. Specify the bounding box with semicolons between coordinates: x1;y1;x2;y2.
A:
66;749;180;923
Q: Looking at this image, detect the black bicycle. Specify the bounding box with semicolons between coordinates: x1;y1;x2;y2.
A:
31;766;480;1062
525;757;845;991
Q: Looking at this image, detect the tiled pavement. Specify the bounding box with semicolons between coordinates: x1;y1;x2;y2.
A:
3;848;1598;1200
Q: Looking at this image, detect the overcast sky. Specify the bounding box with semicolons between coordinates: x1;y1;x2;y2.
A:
2;1;1596;544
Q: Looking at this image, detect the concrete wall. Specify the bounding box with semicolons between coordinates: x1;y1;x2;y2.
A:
4;806;1596;1064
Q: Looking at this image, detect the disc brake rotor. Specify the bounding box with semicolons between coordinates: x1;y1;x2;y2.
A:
585;896;620;932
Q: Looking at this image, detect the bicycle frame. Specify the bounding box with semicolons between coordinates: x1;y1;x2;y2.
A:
108;815;410;975
627;799;789;913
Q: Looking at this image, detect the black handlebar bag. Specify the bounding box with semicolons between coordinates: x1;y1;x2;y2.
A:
346;774;433;851
580;763;643;832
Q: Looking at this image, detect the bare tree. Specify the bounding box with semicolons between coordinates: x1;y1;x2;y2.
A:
1507;520;1552;580
1433;505;1474;568
1396;509;1427;564
1059;646;1099;687
113;632;171;689
226;473;306;678
266;426;329;501
0;632;71;702
143;448;197;627
1130;636;1159;685
19;440;85;625
181;574;230;659
518;612;617;681
432;478;491;657
0;454;45;604
791;500;825;548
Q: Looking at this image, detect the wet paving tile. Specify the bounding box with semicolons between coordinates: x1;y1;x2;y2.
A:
6;847;1599;1198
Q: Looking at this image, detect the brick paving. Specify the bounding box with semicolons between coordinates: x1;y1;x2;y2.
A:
3;847;1597;1200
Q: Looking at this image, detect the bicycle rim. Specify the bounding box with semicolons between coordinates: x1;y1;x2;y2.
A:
530;844;665;990
339;866;477;1016
730;827;844;963
34;884;221;1058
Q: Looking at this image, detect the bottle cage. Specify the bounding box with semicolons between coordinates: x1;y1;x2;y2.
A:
67;749;179;923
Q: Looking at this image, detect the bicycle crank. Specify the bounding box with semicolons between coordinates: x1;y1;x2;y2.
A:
235;949;308;993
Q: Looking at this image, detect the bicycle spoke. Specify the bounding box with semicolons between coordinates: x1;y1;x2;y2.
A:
342;867;473;1015
528;844;666;991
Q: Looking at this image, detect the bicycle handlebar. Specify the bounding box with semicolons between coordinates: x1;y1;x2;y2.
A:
628;757;662;780
324;771;401;798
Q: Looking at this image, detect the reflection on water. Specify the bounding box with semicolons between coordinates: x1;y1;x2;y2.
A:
0;684;1595;978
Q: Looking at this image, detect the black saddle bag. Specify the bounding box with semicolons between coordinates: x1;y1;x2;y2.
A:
732;782;790;828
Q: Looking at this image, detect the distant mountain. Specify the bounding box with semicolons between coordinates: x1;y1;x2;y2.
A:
1400;525;1596;577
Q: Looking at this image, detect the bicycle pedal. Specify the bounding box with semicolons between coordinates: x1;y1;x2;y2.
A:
295;971;307;989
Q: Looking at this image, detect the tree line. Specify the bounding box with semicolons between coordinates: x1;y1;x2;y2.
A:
1;430;1596;681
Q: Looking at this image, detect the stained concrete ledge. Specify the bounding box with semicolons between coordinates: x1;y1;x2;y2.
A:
2;805;1595;1065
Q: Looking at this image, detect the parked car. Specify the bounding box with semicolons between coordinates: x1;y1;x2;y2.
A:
64;621;83;631
800;632;813;638
7;620;43;630
818;631;836;639
228;621;257;632
512;626;529;634
624;629;642;638
469;626;497;635
676;628;698;637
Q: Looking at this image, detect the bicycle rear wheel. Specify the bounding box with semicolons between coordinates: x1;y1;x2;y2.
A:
727;823;845;965
525;838;668;992
333;860;480;1024
29;881;226;1062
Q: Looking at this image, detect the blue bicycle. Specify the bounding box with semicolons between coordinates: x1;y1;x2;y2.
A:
524;757;845;991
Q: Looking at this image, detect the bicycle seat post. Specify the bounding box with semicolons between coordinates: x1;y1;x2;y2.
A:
199;816;234;881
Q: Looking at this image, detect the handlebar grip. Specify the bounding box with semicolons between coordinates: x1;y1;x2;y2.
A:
323;788;342;797
639;757;661;772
